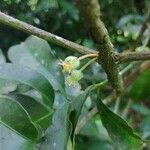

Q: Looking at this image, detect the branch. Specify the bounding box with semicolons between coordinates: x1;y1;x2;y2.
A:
118;51;150;63
1;11;150;65
0;11;96;55
76;61;150;133
75;0;123;93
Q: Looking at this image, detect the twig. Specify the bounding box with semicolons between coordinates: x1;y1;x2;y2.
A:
1;11;150;65
75;63;135;133
0;11;95;55
76;0;123;93
119;64;133;75
75;61;150;133
80;57;97;72
78;53;98;60
118;51;150;63
122;99;132;119
91;80;108;91
114;96;121;114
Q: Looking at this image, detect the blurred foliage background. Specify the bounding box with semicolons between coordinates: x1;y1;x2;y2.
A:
0;0;150;149
1;0;149;53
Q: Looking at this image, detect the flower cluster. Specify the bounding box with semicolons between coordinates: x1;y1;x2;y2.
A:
59;56;83;85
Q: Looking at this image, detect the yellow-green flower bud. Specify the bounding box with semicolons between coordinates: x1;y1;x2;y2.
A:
60;56;80;73
66;70;83;85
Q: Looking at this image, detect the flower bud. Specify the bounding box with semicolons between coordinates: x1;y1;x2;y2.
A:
62;56;80;73
65;70;83;85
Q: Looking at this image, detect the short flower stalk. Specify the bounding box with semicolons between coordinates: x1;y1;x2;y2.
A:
59;55;98;86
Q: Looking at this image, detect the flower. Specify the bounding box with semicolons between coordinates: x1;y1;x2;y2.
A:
65;70;83;85
59;56;80;73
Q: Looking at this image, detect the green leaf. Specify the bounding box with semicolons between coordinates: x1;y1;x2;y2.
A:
39;100;72;150
0;79;17;94
79;116;111;141
97;98;143;150
0;49;17;94
70;86;92;142
11;94;53;129
0;123;35;150
0;95;39;140
39;91;73;150
8;35;65;93
0;63;54;107
128;69;150;100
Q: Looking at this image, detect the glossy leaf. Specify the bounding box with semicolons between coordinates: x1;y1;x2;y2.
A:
0;63;54;107
39;100;72;150
0;124;35;150
0;49;17;94
11;94;53;129
0;79;17;94
39;91;72;150
70;86;92;143
128;69;150;101
97;98;143;150
8;35;65;93
79;117;111;141
0;95;38;140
